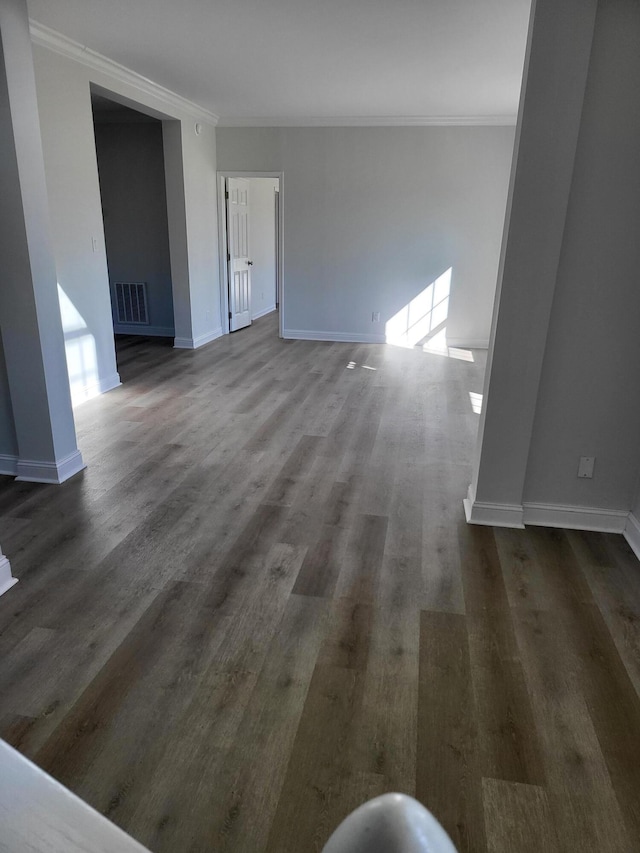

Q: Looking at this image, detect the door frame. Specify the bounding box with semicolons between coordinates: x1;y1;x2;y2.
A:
217;171;284;338
90;84;185;346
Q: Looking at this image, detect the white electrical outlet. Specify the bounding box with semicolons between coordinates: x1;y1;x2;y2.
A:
372;312;380;322
578;456;595;478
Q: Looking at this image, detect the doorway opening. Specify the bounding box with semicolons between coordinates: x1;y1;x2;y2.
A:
91;91;176;371
218;172;283;337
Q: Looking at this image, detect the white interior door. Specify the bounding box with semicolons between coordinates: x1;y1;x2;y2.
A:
227;177;252;332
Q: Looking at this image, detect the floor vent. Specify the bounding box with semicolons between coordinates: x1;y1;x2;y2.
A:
114;282;149;325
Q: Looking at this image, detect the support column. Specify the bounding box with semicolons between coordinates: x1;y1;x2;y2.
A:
464;0;598;526
163;119;194;348
163;118;221;349
0;0;84;483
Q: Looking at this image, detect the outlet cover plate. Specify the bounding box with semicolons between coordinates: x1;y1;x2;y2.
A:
578;456;595;478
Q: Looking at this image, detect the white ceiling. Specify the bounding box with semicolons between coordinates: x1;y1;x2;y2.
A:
27;0;531;124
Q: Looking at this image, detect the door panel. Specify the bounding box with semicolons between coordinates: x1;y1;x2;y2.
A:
227;178;251;332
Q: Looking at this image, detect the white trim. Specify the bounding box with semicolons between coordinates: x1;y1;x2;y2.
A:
218;171;283;178
0;454;18;476
71;372;121;407
446;337;490;349
283;329;386;344
0;554;18;598
252;305;277;321
463;484;632;535
522;502;628;533
29;21;218;124
173;327;224;350
217;176;229;337
624;512;640;561
463;489;525;528
217;115;517;128
15;450;86;485
113;325;175;337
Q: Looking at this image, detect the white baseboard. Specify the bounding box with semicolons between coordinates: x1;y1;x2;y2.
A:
71;372;121;407
114;324;175;337
282;329;488;348
463;488;525;528
0;454;18;476
0;555;18;598
283;329;386;344
522;502;628;533
463;483;631;536
174;327;224;349
624;512;640;561
15;449;86;485
252;305;276;321
446;337;489;349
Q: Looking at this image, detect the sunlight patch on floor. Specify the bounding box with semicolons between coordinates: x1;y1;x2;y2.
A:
346;361;377;371
422;330;475;362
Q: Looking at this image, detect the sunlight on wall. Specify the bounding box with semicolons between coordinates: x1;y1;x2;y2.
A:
469;391;483;414
386;268;452;349
385;268;474;361
57;285;99;407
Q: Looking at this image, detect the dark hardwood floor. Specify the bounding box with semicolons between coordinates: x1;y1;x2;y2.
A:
1;311;639;852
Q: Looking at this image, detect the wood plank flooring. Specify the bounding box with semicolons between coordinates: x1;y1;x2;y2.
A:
1;311;640;852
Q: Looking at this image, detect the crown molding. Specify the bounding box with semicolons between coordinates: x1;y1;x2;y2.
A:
29;20;219;125
217;114;517;128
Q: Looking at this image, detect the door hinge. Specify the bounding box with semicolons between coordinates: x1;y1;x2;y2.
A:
225;191;229;200
227;252;231;262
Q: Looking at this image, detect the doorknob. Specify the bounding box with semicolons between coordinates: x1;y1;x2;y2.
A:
247;260;254;265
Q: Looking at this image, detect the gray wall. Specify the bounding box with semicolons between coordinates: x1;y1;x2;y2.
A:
217;126;515;347
94;120;175;336
522;0;640;510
